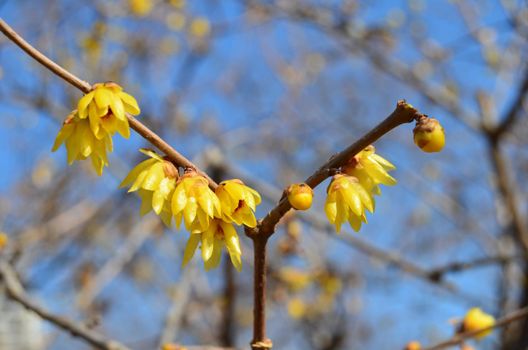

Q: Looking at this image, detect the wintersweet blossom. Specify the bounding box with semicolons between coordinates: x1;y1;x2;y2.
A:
120;149;178;226
172;171;220;232
77;82;140;140
325;174;374;232
343;145;396;196
52;112;113;175
215;179;261;227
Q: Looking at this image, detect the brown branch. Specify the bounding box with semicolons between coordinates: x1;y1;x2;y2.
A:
421;306;528;350
426;254;519;282
246;100;424;349
487;139;528;254
249;232;272;350
490;69;528;138
255;99;420;237
220;255;236;347
0;18;217;189
0;260;131;350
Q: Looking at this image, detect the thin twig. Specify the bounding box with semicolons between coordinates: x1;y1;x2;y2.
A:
421;306;528;350
0;18;217;189
0;260;131;350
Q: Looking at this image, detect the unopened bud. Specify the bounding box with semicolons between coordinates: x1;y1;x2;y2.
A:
413;117;445;153
286;183;313;210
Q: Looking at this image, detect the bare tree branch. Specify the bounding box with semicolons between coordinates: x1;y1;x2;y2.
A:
0;260;131;350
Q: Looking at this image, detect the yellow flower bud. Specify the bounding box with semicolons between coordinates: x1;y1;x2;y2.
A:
461;307;495;339
286;183;313;210
413;117;445;153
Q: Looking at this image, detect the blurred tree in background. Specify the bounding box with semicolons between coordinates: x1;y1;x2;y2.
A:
1;0;528;349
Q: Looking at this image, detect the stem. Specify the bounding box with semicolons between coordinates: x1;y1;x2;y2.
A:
250;233;272;350
220;254;236;346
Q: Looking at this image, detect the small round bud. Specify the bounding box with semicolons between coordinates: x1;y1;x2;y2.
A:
413;117;445;153
286;183;313;210
404;341;421;350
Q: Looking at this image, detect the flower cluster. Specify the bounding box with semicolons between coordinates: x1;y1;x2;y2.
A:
52;82;140;175
325;145;396;232
121;152;261;271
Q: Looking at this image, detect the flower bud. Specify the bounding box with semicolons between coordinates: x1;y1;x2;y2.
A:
413;117;445;153
286;183;313;210
460;307;495;339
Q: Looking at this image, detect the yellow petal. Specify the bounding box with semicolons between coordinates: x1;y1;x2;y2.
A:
90;154;104;176
94;87;113;109
370;153;396;171
183;198;198;229
201;225;215;261
324;200;337;223
110;94;126;121
160;208;173;227
363;157;397;186
152;189;165;215
118;91;141;115
355;183;374;213
241;209;257;228
51;123;74;151
142;162;164;191
139;190;153;215
198;192;215;217
223;222;242;256
120;158;158;188
182;233;200;267
116;118;130;139
204;239;222;271
78;91;94;119
348;214;362;232
139;148;165;161
171;184;187;214
174;212;183;230
341;189;362;216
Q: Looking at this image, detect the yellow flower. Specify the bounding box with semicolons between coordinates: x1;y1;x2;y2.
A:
0;232;8;250
413;117;445;153
189;17;211;38
286;183;313;210
172;171;220;232
278;267;311;291
461;307;495;339
325;174;374;232
343;145;396;196
77;82;140;140
287;298;307;319
120;149;178;225
182;219;242;271
128;0;154;17
215;179;261;227
52;112;112;176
